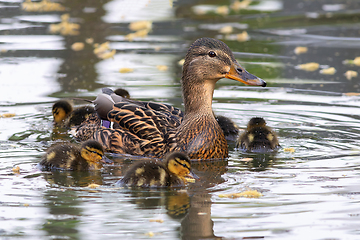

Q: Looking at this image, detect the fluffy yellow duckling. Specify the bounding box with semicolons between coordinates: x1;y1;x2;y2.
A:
40;140;111;170
117;152;198;188
52;100;95;128
237;117;280;152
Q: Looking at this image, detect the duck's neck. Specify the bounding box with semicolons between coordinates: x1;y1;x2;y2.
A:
181;75;216;117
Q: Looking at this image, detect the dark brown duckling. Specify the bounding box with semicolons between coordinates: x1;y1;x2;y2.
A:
215;115;240;142
237;117;280;152
40;140;111;171
117;152;198;188
75;38;266;160
114;88;130;99
52;100;95;128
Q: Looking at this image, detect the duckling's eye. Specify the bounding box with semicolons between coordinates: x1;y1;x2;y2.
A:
208;51;216;58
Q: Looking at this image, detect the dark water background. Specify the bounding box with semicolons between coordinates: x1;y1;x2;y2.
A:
1;0;360;239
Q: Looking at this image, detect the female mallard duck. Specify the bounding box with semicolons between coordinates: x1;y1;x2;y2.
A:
75;38;266;160
52;100;95;128
40;140;111;170
236;117;280;152
117;152;198;188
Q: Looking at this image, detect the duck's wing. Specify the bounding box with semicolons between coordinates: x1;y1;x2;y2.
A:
108;102;181;140
74;101;179;157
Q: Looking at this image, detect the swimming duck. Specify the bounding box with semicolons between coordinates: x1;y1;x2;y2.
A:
52;100;95;128
40;140;111;171
75;37;266;159
117;152;198;188
236;117;280;152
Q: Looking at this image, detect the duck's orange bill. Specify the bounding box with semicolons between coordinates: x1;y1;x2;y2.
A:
225;63;266;87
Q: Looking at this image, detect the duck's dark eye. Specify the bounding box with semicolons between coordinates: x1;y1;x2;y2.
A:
208;51;216;58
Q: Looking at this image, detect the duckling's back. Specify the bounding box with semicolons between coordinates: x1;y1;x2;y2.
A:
238;126;279;152
40;144;89;171
118;160;183;188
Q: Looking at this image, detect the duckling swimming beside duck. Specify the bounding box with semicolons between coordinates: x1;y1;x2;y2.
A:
52;100;95;128
40;140;111;171
74;38;266;160
117;152;198;188
237;117;280;152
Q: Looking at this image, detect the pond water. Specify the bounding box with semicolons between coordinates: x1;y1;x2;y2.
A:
1;0;360;239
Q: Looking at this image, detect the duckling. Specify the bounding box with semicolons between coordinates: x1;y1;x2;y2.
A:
52;100;95;128
215;115;240;142
40;140;111;171
236;117;280;152
117;152;198;188
75;38;266;159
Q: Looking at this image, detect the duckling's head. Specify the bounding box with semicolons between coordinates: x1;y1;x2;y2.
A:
80;140;112;166
52;100;73;124
182;38;266;87
165;152;198;182
114;88;130;99
247;117;267;130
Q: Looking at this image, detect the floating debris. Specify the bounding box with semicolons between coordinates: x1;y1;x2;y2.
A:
185;177;195;183
296;62;319;71
149;219;164;223
49;14;80;36
344;92;360;96
71;42;84;51
320;67;336;75
284;147;295;153
231;0;252;11
0;49;8;53
219;190;262;199
125;29;150;41
97;49;116;59
156;65;168;71
2;113;16;118
12;166;20;174
239;157;253;162
236;31;250;42
93;42;116;59
344;70;358;80
216;6;229;16
93;42;109;55
129;20;152;31
87;183;100;189
146;232;155;237
119;68;134;73
294;46;308;55
85;38;94;45
22;0;66;12
219;25;233;34
23;203;29;207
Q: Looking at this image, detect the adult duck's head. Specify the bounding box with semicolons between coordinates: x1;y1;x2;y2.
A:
181;38;266;113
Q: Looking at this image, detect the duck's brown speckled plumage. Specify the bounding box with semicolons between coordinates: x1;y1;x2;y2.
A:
75;38;266;160
237;117;280;152
117;152;196;188
40;140;108;171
